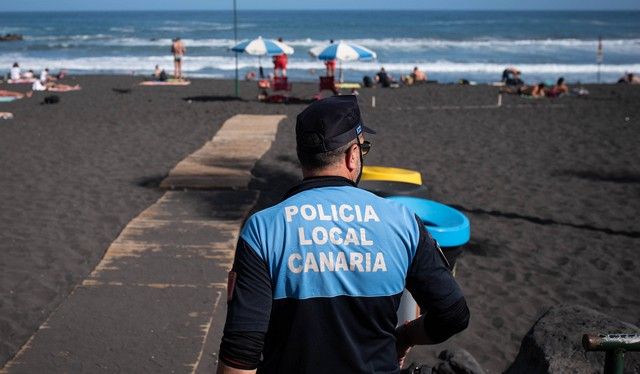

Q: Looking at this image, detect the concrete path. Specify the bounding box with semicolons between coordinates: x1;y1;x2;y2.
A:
2;115;284;374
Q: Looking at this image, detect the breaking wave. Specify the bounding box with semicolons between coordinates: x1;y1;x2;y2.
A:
2;54;637;76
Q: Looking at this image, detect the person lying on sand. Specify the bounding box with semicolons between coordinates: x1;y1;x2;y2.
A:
46;83;81;92
22;69;35;79
518;83;546;98
547;77;569;97
31;80;81;92
0;89;33;99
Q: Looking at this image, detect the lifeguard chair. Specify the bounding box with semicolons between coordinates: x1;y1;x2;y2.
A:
271;76;292;92
318;76;339;96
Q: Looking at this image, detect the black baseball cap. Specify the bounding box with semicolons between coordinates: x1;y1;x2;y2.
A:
296;95;375;154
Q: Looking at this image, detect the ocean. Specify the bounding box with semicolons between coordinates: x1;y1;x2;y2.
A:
1;10;639;84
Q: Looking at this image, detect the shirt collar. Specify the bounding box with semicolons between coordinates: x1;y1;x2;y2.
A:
282;176;356;201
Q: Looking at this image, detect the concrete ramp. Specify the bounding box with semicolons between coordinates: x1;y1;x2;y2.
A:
161;115;283;190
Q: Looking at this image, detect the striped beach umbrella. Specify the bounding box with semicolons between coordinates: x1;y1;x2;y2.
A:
310;41;376;82
231;36;294;56
311;41;377;62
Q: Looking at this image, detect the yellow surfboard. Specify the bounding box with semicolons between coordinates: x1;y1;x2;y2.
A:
361;166;422;185
335;82;361;89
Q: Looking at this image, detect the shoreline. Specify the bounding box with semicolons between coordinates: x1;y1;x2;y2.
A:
3;72;635;86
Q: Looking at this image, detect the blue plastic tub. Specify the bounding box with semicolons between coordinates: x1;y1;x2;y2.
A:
386;196;470;248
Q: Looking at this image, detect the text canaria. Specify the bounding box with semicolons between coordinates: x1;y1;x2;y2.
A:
288;251;387;273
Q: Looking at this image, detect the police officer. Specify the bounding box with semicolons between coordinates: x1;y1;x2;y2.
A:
217;95;469;374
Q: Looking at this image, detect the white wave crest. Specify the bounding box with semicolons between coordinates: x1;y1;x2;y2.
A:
18;35;640;56
109;27;135;33
2;54;638;76
327;38;640;52
28;34;113;42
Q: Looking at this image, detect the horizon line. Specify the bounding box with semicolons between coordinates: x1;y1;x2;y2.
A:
2;8;639;12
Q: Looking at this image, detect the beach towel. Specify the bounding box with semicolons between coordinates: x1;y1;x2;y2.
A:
0;97;17;103
139;80;191;86
0;112;14;120
47;86;82;92
8;78;37;84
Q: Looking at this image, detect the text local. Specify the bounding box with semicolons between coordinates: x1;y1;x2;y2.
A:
285;204;380;246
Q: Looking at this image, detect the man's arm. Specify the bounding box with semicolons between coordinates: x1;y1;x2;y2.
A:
398;215;470;350
217;238;272;373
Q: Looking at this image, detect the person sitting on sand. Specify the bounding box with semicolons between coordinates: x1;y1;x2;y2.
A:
617;72;640;84
55;69;67;80
22;69;35;79
502;67;524;86
40;68;49;83
375;67;395;88
0;89;33;99
10;62;20;80
547;77;569;97
32;79;46;91
153;65;168;81
412;66;426;82
402;66;427;86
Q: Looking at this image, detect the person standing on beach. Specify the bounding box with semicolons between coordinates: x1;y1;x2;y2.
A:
171;37;186;79
273;37;288;78
216;95;470;374
325;39;336;77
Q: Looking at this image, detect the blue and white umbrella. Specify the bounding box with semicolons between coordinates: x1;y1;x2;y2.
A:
310;41;376;62
231;36;294;56
310;41;376;82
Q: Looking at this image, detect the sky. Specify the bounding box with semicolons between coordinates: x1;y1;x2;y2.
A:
4;0;640;11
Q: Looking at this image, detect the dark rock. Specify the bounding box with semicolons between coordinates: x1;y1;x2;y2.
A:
402;362;433;374
506;304;640;374
435;349;485;374
0;33;23;42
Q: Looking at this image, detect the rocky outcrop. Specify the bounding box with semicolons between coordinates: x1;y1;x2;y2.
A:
506;304;640;374
0;34;23;42
435;349;485;374
403;349;485;374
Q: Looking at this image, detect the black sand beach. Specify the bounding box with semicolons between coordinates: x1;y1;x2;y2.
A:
1;76;639;372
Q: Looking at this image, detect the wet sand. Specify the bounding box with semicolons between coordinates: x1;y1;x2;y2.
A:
1;75;639;372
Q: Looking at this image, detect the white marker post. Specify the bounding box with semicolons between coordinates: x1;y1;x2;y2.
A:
372;96;376;108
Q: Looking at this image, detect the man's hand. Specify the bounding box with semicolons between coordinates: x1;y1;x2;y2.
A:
216;361;256;374
397;343;412;368
395;322;413;368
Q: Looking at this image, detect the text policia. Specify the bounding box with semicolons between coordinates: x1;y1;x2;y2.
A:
284;203;387;274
